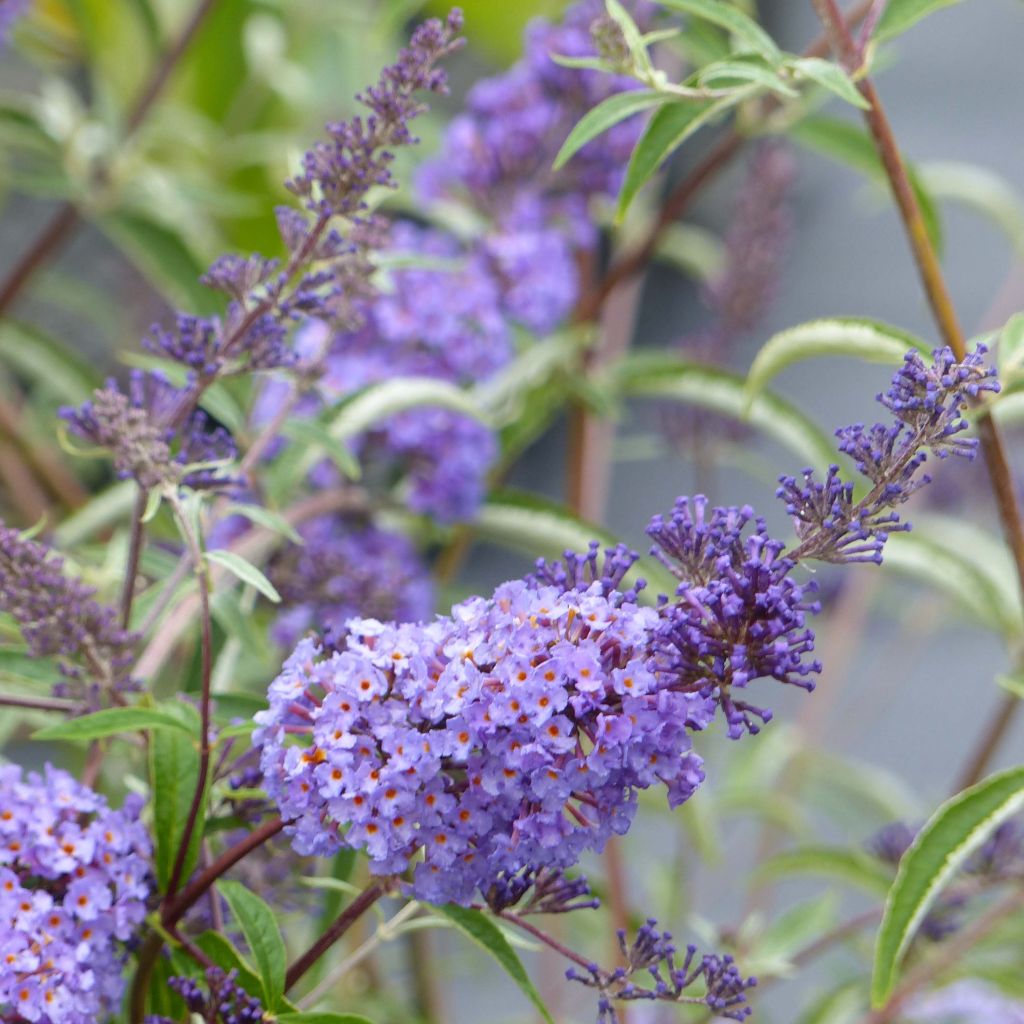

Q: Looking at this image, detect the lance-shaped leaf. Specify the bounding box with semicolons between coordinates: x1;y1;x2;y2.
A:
328;377;491;443
436;904;554;1024
205;549;281;604
553;90;664;171
614;353;838;471
34;706;194;742
617;85;758;219
872;764;1024;1006
788;56;870;109
745;317;930;405
658;0;782;64
873;0;965;43
754;846;893;897
219;880;288;1010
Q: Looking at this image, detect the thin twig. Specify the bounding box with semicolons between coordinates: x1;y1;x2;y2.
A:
285;882;387;993
120;488;149;629
0;691;76;713
808;0;1024;787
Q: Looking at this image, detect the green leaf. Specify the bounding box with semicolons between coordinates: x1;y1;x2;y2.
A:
475;491;678;601
277;1015;375;1024
328;377;491;443
754;846;893;897
223;503;303;545
617;88;756;219
655;222;726;282
918;161;1024;258
219;880;288;1010
789;117;944;254
194;931;265;1002
553;90;664;171
996;673;1024;701
789;56;870;109
0;320;100;404
151;707;204;892
435;904;554;1024
205;549;281;604
657;0;781;64
280;417;362;481
54;482;137;547
882;521;1021;640
873;0;964;43
745;317;929;404
98;212;221;315
872;764;1024;1006
998;312;1024;379
697;56;796;97
614;354;838;471
33;706;193;741
752;893;838;974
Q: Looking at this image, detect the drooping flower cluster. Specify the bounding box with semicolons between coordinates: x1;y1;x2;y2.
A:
0;521;136;706
647;498;821;738
0;764;150;1024
62;370;237;493
780;345;999;564
566;920;757;1023
255;578;708;905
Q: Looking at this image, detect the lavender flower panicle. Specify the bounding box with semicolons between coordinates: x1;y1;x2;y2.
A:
484;867;599;915
531;541;646;604
0;522;136;706
566;920;756;1022
0;764;150;1024
780;345;999;565
159;968;263;1024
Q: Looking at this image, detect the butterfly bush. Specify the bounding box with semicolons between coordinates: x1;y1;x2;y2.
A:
256;343;997;904
0;765;150;1024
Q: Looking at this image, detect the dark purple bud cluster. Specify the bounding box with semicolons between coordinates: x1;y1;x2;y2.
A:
567;920;756;1022
484;867;598;915
780;345;999;565
531;542;646;603
166;968;263;1024
647;499;820;738
0;521;136;705
61;370;237;492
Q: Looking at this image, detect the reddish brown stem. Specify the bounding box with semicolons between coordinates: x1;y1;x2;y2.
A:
808;0;1024;787
284;882;386;992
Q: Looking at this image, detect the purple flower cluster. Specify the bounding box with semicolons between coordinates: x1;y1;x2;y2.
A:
780;345;999;564
268;515;434;649
0;764;150;1024
61;370;237;492
647;498;821;738
0;521;136;706
567;919;756;1023
255;578;706;905
147;968;263;1024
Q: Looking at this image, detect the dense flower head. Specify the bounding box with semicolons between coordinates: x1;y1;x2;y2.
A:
269;516;433;649
647;499;820;738
255;578;706;904
61;370;237;492
0;522;136;706
0;764;150;1024
483;866;598;915
567;920;756;1022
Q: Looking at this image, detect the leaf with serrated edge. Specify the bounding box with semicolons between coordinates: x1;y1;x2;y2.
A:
436;904;554;1024
219;880;287;1010
745;317;930;406
871;765;1024;1006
